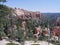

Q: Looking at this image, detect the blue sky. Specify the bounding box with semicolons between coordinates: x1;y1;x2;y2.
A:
4;0;60;13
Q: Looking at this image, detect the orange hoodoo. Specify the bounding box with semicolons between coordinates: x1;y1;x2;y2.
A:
34;26;42;38
53;26;59;36
35;26;42;35
45;28;50;34
22;21;26;28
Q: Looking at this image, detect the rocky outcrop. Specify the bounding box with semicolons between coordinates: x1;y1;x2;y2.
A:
12;8;42;20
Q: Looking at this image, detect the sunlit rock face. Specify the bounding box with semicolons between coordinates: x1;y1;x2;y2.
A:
24;41;53;45
34;26;42;38
14;8;24;16
22;21;26;27
12;8;41;19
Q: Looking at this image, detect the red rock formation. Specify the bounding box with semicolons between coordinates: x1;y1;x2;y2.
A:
13;8;41;20
53;26;59;36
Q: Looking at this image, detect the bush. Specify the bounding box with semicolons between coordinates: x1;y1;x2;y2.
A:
50;40;55;44
55;43;60;45
31;44;40;45
6;42;19;45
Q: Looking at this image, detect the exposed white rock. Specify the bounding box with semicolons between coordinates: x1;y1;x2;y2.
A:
24;41;54;45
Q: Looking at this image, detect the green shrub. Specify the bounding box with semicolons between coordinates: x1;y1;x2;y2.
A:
31;44;40;45
50;40;55;44
6;42;19;45
55;43;60;45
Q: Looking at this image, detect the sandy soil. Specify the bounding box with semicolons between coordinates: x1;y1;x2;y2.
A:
0;39;54;45
0;39;21;45
24;41;54;45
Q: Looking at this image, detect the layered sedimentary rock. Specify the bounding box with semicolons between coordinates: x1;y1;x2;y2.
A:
12;8;42;20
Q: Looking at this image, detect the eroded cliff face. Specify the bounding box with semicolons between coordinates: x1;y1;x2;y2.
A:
12;8;42;20
7;8;45;35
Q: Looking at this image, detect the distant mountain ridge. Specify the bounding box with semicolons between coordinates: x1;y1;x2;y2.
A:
41;13;60;26
42;13;60;19
42;13;60;17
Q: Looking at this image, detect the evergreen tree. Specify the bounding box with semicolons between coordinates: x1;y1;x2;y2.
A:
0;4;12;39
